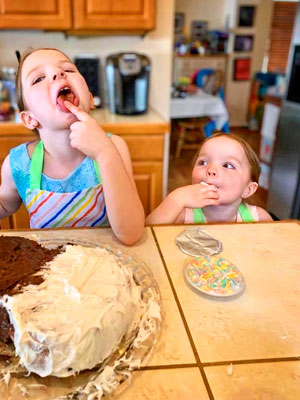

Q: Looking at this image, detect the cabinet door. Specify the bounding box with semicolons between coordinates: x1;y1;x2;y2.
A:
132;161;162;216
73;0;155;31
3;205;30;230
0;0;72;30
119;133;164;215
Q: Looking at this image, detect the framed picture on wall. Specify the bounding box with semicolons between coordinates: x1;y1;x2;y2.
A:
234;35;254;52
233;58;251;81
238;6;256;27
174;13;185;34
191;20;208;40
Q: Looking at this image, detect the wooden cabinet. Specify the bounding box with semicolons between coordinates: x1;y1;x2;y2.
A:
0;113;169;229
0;0;72;30
133;162;162;215
73;0;155;32
0;0;155;33
113;133;165;215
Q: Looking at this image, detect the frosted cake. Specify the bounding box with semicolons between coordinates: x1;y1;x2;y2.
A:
0;235;158;387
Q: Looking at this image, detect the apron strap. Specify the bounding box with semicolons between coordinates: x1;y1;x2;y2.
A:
29;140;101;190
30;140;44;189
238;203;254;222
92;160;101;183
193;208;206;223
193;203;254;223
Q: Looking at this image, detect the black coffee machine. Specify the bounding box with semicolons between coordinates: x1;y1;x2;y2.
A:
106;52;151;115
75;55;102;108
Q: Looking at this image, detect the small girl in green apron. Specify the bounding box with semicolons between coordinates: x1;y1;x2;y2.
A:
146;133;272;224
0;48;144;244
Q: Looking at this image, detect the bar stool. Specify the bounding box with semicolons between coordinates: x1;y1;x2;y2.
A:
175;118;207;158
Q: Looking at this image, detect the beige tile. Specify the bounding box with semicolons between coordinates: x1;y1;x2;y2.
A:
113;368;210;400
3;228;196;366
153;222;300;362
204;361;300;400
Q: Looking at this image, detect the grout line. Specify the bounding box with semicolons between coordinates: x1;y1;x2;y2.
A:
150;227;215;400
135;356;300;372
202;356;300;367
138;363;198;371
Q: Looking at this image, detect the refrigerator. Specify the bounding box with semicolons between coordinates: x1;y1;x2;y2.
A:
267;4;300;220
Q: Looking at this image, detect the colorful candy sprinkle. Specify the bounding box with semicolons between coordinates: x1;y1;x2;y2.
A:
184;256;243;297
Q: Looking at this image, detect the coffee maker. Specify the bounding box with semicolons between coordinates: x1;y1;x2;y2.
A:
75;55;102;108
106;53;151;115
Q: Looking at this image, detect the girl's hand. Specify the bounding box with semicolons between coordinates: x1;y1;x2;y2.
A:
145;182;219;225
175;183;219;209
64;100;113;159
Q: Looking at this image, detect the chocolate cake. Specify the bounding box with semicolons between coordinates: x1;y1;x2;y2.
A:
0;235;146;378
0;236;62;351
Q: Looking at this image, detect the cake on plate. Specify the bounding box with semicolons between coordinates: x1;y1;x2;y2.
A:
0;235;159;388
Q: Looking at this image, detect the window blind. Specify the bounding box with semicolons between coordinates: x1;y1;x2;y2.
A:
268;1;298;73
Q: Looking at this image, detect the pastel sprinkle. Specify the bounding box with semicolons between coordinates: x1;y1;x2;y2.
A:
185;256;243;296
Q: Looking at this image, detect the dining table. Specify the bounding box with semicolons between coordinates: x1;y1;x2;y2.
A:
170;88;229;131
0;220;300;399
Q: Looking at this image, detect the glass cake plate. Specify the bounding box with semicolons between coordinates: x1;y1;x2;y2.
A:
0;235;162;400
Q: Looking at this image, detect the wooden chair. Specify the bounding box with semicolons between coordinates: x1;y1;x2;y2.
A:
174;118;207;158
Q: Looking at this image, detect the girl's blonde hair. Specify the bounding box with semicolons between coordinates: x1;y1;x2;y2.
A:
194;132;261;182
16;47;72;112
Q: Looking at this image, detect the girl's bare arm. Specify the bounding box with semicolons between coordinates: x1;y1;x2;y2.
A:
98;135;145;245
65;101;145;245
0;155;22;218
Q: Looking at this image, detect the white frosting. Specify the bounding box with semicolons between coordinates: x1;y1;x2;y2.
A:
0;245;144;378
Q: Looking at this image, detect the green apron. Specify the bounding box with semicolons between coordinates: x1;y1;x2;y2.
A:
193;203;255;223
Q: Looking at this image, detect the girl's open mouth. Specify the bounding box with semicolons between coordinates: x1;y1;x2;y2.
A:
56;86;79;112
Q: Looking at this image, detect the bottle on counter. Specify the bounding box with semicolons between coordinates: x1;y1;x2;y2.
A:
1;67;19;119
7;67;18;113
0;81;11;121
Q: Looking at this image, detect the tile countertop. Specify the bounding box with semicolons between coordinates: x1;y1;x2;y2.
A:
0;221;300;399
0;107;170;135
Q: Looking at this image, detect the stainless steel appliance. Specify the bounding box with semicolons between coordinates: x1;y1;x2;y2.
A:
75;55;102;108
105;52;150;115
267;4;300;220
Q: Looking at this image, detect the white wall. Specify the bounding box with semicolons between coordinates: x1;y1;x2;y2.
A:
175;0;232;33
0;0;175;120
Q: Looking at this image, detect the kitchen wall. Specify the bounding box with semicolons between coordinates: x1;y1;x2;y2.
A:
0;0;175;121
174;0;273;126
225;0;273;126
175;0;232;33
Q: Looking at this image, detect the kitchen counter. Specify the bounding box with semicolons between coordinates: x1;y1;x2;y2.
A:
0;108;170;225
0;108;169;135
0;220;299;399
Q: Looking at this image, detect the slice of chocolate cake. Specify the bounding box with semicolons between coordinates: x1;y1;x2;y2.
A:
0;236;63;354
